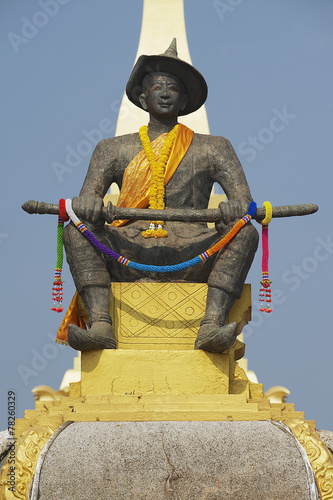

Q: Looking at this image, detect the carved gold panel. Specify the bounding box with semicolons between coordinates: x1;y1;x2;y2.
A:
284;418;333;499
0;425;56;500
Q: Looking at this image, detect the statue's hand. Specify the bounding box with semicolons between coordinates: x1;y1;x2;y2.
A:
72;196;103;224
216;200;249;232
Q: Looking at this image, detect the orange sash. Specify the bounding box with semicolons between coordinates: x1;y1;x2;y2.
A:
55;291;88;345
55;123;193;345
111;123;193;226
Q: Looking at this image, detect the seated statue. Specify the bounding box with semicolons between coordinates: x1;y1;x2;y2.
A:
63;39;259;353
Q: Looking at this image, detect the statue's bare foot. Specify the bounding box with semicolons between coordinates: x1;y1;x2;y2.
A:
68;321;117;351
194;321;238;353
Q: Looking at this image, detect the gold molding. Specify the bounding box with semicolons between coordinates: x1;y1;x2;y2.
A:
0;424;56;500
284;418;333;499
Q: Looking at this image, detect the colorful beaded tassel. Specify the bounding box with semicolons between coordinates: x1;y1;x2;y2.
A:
259;201;272;313
51;199;68;313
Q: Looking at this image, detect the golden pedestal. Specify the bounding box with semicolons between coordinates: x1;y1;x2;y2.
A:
1;283;332;499
6;282;307;442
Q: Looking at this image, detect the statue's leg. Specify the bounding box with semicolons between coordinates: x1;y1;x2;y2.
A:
195;223;259;353
62;223;116;351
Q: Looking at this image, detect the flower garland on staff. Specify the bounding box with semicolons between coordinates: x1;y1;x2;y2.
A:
139;124;179;238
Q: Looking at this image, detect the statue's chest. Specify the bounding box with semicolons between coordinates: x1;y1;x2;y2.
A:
119;139;210;188
168;146;209;187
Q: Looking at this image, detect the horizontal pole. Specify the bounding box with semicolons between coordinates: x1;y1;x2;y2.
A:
107;202;319;223
22;200;318;224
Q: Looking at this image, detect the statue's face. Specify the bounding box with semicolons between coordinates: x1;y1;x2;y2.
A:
139;73;188;120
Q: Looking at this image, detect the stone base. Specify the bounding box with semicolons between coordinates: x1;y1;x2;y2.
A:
3;418;333;499
32;421;318;499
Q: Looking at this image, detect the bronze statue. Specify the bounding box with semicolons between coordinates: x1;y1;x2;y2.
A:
60;39;259;352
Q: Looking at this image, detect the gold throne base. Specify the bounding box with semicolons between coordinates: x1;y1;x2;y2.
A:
14;282;307;429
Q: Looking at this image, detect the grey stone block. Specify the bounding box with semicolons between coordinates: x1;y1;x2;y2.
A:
34;421;317;500
317;429;333;455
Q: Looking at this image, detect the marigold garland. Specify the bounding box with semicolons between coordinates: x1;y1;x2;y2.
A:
139;124;179;238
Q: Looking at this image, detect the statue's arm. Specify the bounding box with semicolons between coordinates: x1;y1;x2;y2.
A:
213;137;253;224
73;139;117;223
79;139;116;198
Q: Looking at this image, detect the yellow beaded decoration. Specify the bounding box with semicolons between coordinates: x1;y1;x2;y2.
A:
139;124;179;238
261;201;273;225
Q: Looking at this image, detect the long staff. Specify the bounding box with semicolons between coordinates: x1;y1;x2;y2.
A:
22;200;318;223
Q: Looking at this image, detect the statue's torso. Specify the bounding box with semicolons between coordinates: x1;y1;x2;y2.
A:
96;132;240;210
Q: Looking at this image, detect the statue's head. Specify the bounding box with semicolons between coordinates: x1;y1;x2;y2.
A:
138;72;188;121
126;38;207;116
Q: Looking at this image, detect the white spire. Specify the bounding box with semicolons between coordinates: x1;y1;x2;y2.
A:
115;0;210;137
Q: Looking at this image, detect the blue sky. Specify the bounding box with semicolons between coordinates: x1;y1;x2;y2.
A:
1;0;332;431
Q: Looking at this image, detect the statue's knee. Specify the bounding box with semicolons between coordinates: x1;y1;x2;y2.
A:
247;223;259;245
62;222;87;253
62;223;76;250
235;223;259;255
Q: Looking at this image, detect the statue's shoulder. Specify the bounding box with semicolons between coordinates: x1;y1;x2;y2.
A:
193;132;230;143
96;132;139;151
192;132;233;153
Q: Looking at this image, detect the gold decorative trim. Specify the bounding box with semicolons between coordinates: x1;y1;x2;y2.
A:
284;418;333;499
0;424;56;500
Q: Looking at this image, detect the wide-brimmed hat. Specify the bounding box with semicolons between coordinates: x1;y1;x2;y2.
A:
126;38;208;116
